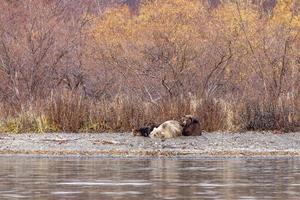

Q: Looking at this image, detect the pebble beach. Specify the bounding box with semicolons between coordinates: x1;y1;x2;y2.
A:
0;132;300;157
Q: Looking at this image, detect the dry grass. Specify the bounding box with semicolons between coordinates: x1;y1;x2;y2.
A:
0;92;298;133
241;97;300;132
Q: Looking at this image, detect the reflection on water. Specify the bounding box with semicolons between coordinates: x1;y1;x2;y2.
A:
0;157;299;199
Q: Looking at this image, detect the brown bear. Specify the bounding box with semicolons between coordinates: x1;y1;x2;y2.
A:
180;115;202;136
149;120;183;139
132;122;160;137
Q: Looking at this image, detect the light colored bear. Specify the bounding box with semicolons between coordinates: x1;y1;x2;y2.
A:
149;120;183;139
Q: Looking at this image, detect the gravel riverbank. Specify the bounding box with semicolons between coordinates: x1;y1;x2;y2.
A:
0;132;300;157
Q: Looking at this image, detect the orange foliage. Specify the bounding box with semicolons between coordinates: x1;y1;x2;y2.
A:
0;0;299;132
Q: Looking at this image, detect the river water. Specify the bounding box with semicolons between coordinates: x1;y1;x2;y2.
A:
0;156;299;199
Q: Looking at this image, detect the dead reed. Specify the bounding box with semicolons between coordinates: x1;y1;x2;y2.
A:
0;92;298;133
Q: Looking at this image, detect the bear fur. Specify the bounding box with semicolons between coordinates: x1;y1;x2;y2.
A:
149;120;183;139
180;115;202;136
132;122;160;137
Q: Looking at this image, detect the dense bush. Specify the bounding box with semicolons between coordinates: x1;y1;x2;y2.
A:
0;0;299;133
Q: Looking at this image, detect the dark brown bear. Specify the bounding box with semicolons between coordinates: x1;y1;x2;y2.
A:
180;115;202;136
132;122;160;137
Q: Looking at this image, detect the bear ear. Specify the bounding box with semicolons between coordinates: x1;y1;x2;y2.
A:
132;129;138;136
184;116;193;126
180;116;189;126
179;119;185;126
192;118;199;123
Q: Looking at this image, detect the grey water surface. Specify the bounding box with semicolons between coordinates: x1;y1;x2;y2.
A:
0;157;299;200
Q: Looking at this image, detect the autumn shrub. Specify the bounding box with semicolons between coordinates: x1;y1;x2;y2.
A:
0;0;298;133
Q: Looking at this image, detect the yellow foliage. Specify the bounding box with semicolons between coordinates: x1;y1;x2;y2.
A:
212;3;261;43
136;0;204;46
88;0;299;102
89;0;207;73
271;0;300;38
92;6;132;42
272;0;300;27
91;6;133;60
0;113;59;133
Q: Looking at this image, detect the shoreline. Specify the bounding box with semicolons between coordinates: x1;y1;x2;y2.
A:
0;132;300;158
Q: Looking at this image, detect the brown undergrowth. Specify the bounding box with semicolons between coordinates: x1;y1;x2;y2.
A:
0;92;298;133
